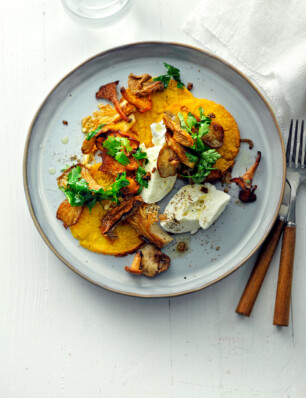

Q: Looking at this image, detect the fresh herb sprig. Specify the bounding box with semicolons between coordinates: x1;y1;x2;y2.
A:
179;108;221;183
103;136;132;165
102;136;148;166
62;165;130;210
153;62;185;89
86;124;106;141
133;147;148;161
136;166;150;193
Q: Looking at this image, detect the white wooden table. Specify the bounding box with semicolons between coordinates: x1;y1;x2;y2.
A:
1;1;306;396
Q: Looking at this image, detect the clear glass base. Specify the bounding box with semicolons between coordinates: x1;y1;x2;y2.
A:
62;0;132;26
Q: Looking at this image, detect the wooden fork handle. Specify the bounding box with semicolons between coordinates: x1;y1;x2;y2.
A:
273;225;296;326
236;218;285;317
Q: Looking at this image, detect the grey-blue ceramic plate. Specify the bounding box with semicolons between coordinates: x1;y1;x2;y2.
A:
24;42;285;297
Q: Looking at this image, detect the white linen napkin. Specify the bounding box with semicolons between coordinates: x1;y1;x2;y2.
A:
183;0;306;136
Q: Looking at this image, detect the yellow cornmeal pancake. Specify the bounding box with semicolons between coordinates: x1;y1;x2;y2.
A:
132;79;240;175
70;164;143;256
132;79;193;147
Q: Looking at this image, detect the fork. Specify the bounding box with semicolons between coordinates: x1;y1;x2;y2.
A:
273;120;306;326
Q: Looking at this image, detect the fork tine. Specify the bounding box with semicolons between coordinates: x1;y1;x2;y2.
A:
293;120;299;167
301;120;305;168
286;120;293;164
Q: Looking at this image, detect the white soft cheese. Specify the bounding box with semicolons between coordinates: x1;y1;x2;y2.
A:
160;184;230;234
150;121;167;146
140;145;177;204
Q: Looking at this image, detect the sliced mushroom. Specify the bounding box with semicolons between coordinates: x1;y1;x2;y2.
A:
100;196;143;238
201;122;224;149
96;81;131;123
163;111;194;147
157;144;180;177
98;148;127;176
139;244;170;277
129;203;173;248
120;87;152;113
165;132;197;169
128;73;164;97
231;151;261;202
56;199;83;229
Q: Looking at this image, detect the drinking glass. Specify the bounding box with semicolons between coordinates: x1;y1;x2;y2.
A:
62;0;132;25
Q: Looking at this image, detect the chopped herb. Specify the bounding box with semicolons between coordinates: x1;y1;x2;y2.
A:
115;150;130;165
102;136;133;165
62;165;129;209
86;124;106;141
185;152;199;163
136;166;149;192
178;112;192;134
179;108;221;183
132;147;147;161
153;62;185;89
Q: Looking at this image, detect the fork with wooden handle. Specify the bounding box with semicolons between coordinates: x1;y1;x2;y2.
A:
236;120;305;322
273;120;305;326
235;182;289;317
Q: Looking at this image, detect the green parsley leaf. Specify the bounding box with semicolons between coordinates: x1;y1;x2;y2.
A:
178;112;192;134
115;150;130;165
153;75;171;88
193;137;205;152
102;136;134;165
103;136;132;156
200;149;221;164
86;124;106;141
62;167;130;209
153;62;185;89
186;112;198;130
136;167;149;192
132;147;147;161
185;152;199;163
184;149;221;183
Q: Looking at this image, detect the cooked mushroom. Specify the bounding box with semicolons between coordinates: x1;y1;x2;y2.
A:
240;138;254;149
129;203;173;248
121;175;140;195
138;244;170;277
204;169;222;182
157;144;180;177
120;87;152;113
163;111;194;147
96;81;131;123
128;73;164;97
100;196;143;238
201;122;224;149
98;148;127;176
81;128;107;155
231;151;261;202
125;252;143;275
165;132;197;169
56;199;83;229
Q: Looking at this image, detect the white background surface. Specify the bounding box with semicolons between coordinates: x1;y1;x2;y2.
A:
1;1;306;397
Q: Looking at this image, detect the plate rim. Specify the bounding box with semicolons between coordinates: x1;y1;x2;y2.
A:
23;41;286;298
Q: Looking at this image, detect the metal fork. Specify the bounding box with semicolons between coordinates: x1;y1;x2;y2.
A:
273;120;306;326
